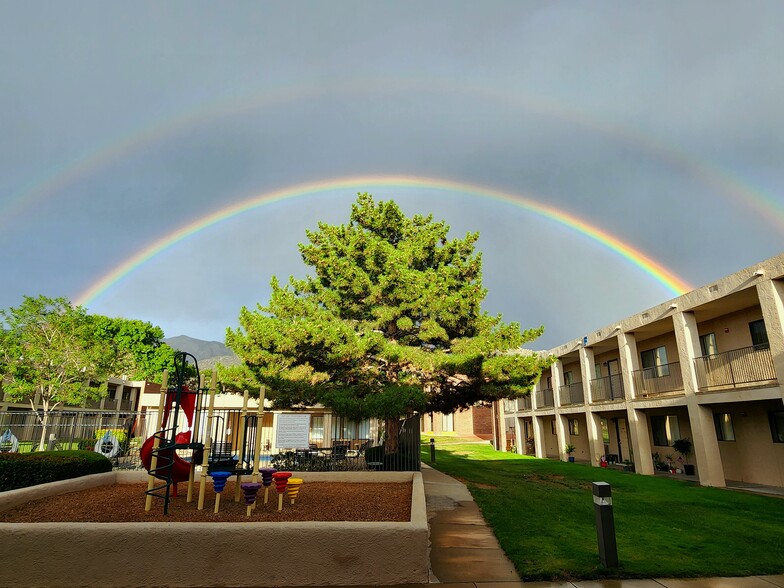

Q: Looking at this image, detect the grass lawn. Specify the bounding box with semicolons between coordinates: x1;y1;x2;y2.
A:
422;436;784;582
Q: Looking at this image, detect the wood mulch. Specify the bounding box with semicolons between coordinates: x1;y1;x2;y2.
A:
0;481;412;523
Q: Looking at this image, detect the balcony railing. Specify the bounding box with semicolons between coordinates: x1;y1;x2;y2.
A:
517;395;532;410
502;399;516;412
535;388;554;408
694;345;777;391
632;362;683;397
559;382;584;406
590;374;624;402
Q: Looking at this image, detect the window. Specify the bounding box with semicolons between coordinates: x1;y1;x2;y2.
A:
569;419;579;436
441;412;454;432
651;415;681;447
749;320;770;350
770;411;784;443
713;413;735;441
600;418;610;444
594;364;602;379
551;419;557;435
310;415;325;444
699;333;717;356
564;371;574;386
641;346;669;377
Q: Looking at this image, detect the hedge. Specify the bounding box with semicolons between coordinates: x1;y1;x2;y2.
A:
0;450;112;492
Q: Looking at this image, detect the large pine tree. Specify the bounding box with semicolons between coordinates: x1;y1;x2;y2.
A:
227;193;551;451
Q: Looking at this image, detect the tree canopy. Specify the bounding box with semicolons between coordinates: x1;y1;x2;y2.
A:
227;193;551;424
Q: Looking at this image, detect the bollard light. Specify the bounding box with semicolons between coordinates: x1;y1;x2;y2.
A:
592;482;618;568
430;438;436;464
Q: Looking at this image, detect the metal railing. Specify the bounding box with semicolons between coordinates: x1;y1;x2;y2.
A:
590;374;624;402
0;408;418;472
502;399;516;412
535;388;554;408
694;345;777;391
632;361;683;397
559;382;584;406
517;395;532;410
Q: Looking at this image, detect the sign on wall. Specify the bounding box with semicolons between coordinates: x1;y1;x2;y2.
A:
275;413;311;449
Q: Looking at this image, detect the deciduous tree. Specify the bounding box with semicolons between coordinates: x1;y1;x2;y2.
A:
0;296;114;449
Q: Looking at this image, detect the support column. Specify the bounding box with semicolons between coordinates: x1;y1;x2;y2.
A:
532;414;547;459
586;411;604;466
757;278;784;400
617;331;653;474
617;331;639;401
627;408;653;475
673;310;726;487
555;413;569;461
498;401;507;452
579;347;596;404
514;416;523;455
551;360;564;408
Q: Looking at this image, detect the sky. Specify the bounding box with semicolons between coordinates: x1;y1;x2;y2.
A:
1;1;783;351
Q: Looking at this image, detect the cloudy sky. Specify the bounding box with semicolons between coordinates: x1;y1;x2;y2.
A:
1;2;782;350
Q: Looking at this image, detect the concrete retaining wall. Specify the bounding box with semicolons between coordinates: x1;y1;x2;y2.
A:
0;471;428;587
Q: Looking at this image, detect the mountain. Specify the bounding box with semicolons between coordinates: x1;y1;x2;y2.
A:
163;335;240;369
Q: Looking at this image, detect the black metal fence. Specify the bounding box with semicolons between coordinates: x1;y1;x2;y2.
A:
0;409;421;472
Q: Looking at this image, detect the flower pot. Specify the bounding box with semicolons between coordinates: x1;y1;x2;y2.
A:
684;464;696;476
568;456;575;463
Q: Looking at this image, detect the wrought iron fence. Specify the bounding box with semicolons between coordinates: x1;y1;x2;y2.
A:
694;345;777;390
0;408;420;472
517;395;532;410
590;374;624;402
559;382;584;406
632;362;683;397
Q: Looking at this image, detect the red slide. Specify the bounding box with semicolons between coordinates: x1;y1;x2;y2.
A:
140;432;194;489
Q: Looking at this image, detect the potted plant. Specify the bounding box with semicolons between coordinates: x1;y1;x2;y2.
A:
672;438;695;475
565;443;576;462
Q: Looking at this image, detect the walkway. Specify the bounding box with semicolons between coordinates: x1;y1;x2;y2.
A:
419;464;784;588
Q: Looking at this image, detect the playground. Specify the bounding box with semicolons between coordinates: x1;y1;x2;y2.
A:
0;477;411;523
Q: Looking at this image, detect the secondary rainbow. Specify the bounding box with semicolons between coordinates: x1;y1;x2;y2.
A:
5;77;784;235
75;175;693;307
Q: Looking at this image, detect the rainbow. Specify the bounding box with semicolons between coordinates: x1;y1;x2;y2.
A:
74;175;692;306
4;77;784;234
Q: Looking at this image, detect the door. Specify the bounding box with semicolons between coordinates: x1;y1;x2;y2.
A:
606;359;621;400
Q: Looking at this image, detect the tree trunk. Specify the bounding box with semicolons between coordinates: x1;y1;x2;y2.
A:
38;409;50;452
385;417;401;454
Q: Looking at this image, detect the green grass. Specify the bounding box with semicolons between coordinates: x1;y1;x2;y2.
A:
423;436;784;582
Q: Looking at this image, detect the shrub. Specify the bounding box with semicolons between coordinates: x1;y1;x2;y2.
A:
0;450;112;492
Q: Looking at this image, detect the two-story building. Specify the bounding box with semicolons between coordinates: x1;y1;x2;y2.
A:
501;253;784;489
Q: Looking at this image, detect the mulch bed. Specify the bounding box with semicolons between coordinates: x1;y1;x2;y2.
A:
0;481;412;523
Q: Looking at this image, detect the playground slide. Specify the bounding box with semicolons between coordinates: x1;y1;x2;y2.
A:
140;433;194;485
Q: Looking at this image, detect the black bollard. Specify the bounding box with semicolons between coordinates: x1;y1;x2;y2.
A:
592;482;618;568
430;438;436;464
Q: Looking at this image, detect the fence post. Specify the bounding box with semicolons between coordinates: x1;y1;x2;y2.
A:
429;438;436;464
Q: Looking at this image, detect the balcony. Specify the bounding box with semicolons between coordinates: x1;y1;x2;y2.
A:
590;374;624;402
502;399;516;412
694;345;777;391
517;396;532;410
535;388;554;409
559;382;584;406
632;362;684;397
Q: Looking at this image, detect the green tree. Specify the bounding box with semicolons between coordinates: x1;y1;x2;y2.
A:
90;315;176;383
0;296;114;450
227;194;551;452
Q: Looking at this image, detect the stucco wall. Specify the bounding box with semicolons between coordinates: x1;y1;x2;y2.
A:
0;471;428;587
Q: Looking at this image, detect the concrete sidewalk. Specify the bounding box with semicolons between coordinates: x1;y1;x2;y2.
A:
419;464;784;588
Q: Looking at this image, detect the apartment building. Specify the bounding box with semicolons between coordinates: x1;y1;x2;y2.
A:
501;253;784;489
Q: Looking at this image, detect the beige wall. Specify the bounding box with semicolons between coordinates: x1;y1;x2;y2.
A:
713;401;784;487
636;333;679;367
697;306;765;353
566;414;590;461
0;471;429;587
543;416;559;457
